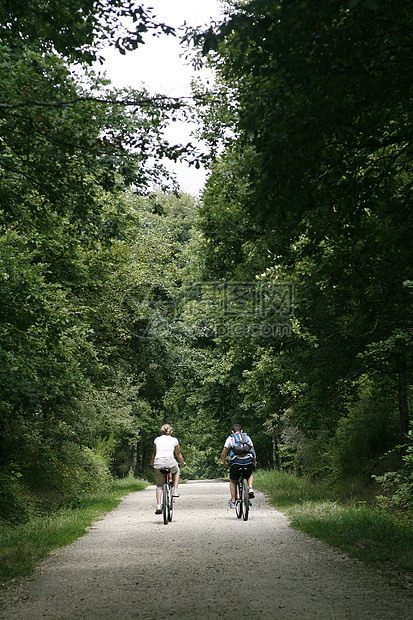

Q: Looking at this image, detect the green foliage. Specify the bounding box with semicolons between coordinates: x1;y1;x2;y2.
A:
374;428;413;510
0;472;43;526
0;184;203;518
57;443;113;499
183;0;413;482
0;0;174;63
182;445;221;480
198;148;267;279
0;440;113;524
0;0;201;523
284;379;402;481
331;386;401;479
0;228;98;420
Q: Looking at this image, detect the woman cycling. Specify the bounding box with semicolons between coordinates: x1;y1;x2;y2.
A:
150;423;185;515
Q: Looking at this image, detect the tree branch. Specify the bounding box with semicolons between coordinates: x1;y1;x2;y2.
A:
0;95;192;111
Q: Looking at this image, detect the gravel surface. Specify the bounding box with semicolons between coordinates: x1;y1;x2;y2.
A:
0;480;412;619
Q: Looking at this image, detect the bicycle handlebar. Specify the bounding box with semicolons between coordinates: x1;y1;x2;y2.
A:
221;461;256;468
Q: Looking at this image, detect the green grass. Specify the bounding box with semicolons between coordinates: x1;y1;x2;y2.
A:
0;477;148;585
254;469;413;579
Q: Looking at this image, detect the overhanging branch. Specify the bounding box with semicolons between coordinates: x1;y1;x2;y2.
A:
0;95;193;111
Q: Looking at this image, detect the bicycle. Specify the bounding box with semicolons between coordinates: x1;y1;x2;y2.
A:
221;461;252;521
160;467;174;525
234;465;251;521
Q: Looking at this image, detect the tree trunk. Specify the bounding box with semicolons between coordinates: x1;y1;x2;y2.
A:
396;356;409;436
272;429;282;470
129;440;138;476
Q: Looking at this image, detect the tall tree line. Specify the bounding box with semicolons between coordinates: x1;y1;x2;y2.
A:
0;0;200;522
181;0;413;476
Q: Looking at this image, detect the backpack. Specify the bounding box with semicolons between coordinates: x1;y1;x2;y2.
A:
231;432;251;456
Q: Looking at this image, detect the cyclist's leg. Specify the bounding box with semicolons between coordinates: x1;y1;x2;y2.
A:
153;467;163;513
229;479;237;502
156;486;162;504
172;471;179;491
245;460;255;497
229;461;240;506
247;471;254;497
171;461;180;496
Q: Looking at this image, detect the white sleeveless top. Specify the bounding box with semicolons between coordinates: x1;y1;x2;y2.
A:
154;435;178;459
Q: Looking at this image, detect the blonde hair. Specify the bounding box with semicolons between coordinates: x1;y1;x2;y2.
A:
161;423;173;435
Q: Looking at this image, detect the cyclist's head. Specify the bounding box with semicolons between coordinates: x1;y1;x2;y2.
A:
161;423;173;435
231;423;242;433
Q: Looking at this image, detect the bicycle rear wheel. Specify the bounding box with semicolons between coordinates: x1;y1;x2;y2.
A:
168;483;174;522
235;480;243;519
242;479;249;521
162;482;169;525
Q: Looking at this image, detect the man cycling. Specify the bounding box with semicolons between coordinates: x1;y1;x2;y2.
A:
221;423;256;508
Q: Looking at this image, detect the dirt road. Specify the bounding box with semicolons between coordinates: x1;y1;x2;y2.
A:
0;481;411;619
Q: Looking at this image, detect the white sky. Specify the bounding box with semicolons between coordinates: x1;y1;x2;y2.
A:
100;0;225;195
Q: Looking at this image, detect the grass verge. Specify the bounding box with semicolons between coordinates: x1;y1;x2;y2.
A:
0;477;148;586
254;469;413;583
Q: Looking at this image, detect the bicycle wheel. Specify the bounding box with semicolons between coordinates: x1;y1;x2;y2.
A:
162;482;169;525
168;482;174;522
235;480;243;519
242;478;249;521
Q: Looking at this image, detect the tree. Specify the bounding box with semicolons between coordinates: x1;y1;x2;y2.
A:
191;0;413;437
0;0;204;520
0;0;174;63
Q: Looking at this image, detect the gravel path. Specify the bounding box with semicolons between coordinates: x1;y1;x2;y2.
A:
0;481;412;619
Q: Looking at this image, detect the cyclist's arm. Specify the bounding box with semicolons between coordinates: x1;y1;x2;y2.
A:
174;443;186;466
149;443;156;467
221;445;229;466
251;445;257;466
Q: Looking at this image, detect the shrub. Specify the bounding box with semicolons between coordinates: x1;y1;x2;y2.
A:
0;440;114;523
55;442;113;499
0;472;42;525
374;428;413;510
330;384;401;481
